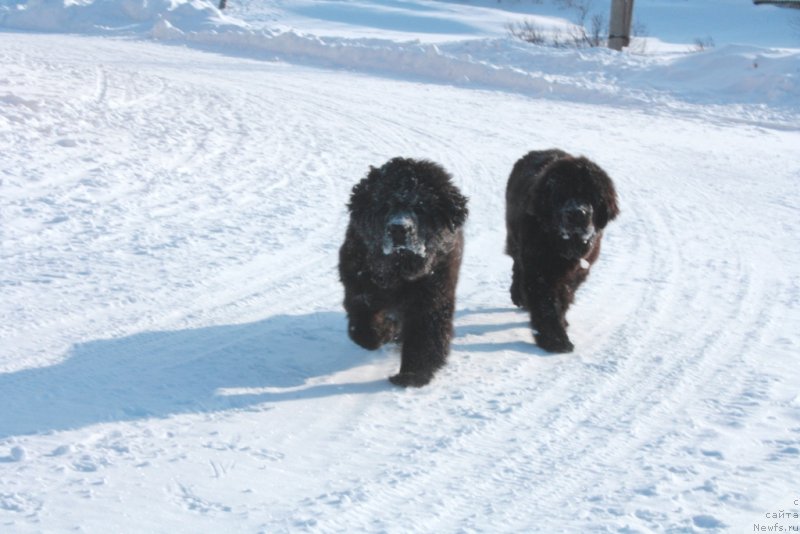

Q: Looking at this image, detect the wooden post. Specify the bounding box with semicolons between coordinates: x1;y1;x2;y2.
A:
608;0;634;51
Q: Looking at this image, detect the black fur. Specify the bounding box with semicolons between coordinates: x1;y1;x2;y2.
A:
505;149;619;353
339;157;468;387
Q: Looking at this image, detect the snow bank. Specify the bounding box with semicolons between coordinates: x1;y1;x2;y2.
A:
153;22;800;113
644;44;800;105
2;0;798;113
0;0;243;34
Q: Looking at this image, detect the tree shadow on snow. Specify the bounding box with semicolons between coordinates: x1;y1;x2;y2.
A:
0;312;391;439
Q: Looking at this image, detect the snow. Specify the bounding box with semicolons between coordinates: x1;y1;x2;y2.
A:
1;0;799;532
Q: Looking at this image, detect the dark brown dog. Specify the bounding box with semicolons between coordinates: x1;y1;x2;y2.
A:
339;157;468;387
505;149;619;352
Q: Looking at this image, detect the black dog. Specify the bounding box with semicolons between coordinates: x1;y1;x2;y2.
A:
339;157;469;387
505;149;619;353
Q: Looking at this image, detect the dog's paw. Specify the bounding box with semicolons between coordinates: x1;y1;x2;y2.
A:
389;371;433;388
510;287;522;307
348;314;399;350
534;332;574;353
348;324;384;351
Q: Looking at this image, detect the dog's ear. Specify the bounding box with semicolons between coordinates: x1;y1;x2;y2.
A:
442;186;469;231
588;166;619;228
414;159;468;231
347;167;379;214
529;171;556;219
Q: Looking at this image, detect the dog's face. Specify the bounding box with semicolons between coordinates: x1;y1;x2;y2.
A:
533;157;619;260
557;198;596;255
348;158;468;284
381;211;427;280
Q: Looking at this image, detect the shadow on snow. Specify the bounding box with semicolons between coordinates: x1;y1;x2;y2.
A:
0;312;389;439
0;308;546;439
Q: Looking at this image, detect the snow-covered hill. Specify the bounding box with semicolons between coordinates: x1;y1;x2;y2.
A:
1;1;799;532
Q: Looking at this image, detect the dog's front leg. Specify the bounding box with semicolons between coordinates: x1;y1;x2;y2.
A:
524;274;574;353
390;277;455;387
343;290;398;351
510;259;526;308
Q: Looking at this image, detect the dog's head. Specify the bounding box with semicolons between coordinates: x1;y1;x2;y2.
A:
348;157;468;283
532;156;619;260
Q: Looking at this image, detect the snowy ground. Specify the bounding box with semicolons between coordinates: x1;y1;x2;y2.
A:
2;1;800;532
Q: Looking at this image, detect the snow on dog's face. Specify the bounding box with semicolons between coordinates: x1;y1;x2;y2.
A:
347;158;468;285
532;157;619;260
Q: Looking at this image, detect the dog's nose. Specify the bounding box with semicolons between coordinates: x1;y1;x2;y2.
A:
389;223;408;246
564;205;591;226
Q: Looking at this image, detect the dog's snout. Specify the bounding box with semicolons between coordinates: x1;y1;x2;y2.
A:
389;222;408;245
564;205;592;227
387;215;415;247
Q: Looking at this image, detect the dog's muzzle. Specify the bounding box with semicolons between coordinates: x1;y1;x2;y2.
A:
558;202;595;243
382;214;425;256
389;221;411;247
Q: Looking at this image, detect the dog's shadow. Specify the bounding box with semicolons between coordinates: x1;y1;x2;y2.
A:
453;307;553;356
0;312;390;440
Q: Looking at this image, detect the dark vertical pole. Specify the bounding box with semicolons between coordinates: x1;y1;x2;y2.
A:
608;0;634;51
623;0;635;47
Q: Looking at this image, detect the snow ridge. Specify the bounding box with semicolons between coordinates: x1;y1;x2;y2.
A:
2;0;799;122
